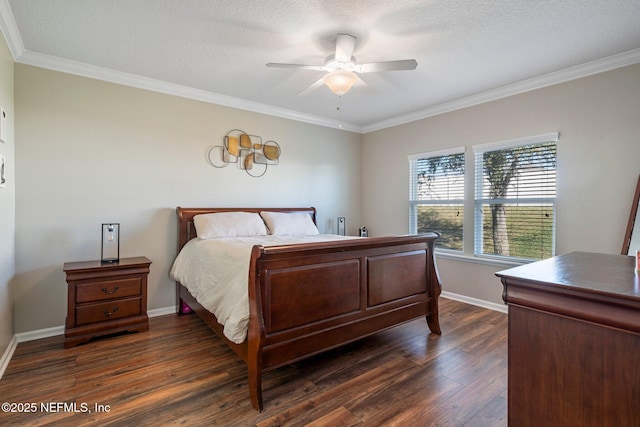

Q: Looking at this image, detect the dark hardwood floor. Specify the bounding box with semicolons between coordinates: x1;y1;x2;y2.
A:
0;298;507;426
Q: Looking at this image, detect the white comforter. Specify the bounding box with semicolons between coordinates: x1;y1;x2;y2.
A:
169;234;357;344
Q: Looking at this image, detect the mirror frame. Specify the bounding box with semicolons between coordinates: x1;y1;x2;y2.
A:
621;174;640;255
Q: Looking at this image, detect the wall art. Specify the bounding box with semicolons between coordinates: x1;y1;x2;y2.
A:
207;129;280;178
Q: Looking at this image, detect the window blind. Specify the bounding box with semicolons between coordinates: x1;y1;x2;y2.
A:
473;134;557;261
409;147;465;251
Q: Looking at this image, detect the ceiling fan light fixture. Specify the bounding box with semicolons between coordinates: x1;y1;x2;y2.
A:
323;69;357;96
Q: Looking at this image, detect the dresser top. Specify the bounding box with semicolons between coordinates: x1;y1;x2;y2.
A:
496;251;640;302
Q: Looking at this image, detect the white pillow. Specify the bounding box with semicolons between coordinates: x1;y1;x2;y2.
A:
193;212;267;239
260;211;320;236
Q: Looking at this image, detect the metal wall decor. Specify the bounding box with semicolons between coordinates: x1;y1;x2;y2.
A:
207;129;281;177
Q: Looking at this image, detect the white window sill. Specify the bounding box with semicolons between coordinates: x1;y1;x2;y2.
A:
434;250;531;268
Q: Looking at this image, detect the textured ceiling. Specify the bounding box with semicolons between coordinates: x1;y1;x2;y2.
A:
2;0;640;132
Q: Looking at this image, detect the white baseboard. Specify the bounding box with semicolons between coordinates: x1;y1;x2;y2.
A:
1;327;64;382
441;291;508;314
148;305;177;317
15;325;65;343
0;335;17;380
12;305;177;344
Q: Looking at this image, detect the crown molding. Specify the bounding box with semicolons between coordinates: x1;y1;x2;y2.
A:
0;0;361;131
19;46;638;135
20;46;638;136
363;48;640;133
2;0;638;135
15;50;363;133
0;0;24;59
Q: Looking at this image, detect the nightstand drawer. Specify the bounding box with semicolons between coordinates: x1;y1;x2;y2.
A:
76;277;142;303
76;297;142;326
64;256;151;347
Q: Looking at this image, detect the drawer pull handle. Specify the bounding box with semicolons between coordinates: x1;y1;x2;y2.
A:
101;286;119;295
102;307;119;317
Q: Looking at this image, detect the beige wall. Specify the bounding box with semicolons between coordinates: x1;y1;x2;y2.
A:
7;57;640;337
0;32;15;355
13;64;362;333
362;64;640;305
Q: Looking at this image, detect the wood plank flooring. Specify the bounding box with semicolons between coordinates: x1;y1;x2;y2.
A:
0;298;507;426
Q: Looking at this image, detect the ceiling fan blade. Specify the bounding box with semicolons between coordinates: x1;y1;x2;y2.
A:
266;63;327;71
357;59;418;73
355;74;369;86
335;34;357;63
353;74;373;93
298;77;325;96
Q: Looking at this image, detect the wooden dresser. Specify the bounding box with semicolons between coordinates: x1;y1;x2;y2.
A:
63;256;151;348
496;251;640;426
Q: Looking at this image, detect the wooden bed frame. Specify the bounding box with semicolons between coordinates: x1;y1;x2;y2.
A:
175;207;442;411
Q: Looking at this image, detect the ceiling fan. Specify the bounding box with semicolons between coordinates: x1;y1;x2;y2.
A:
266;33;418;96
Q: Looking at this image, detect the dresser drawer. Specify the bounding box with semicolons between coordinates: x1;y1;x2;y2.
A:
76;297;142;326
76;277;142;303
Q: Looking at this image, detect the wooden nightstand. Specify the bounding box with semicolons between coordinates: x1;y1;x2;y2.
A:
63;256;151;348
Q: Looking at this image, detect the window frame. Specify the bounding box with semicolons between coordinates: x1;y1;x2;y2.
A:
408;146;466;253
472;133;558;262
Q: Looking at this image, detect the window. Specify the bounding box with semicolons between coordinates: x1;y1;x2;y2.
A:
473;133;558;261
409;147;465;251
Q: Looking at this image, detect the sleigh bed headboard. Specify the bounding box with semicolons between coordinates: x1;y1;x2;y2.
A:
175;206;317;252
